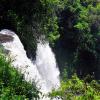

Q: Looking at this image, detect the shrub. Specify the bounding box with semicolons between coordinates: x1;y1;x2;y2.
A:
0;51;40;99
49;74;100;100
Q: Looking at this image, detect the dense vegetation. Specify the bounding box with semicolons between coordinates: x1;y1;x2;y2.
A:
0;0;100;78
49;74;100;100
0;0;100;99
0;50;40;99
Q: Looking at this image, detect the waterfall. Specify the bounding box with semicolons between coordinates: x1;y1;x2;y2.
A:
36;41;60;91
0;29;60;97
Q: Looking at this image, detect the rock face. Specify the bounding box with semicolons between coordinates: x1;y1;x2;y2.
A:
0;34;13;43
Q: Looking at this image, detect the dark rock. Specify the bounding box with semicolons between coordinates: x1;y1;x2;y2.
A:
0;34;13;43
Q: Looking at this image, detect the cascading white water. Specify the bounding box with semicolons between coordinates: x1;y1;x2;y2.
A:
0;29;46;92
36;42;60;91
0;29;60;97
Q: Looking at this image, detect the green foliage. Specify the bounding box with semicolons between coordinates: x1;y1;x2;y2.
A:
0;0;42;57
58;0;100;50
1;0;100;79
0;51;40;99
49;74;100;100
7;10;24;32
57;0;100;78
40;0;65;44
